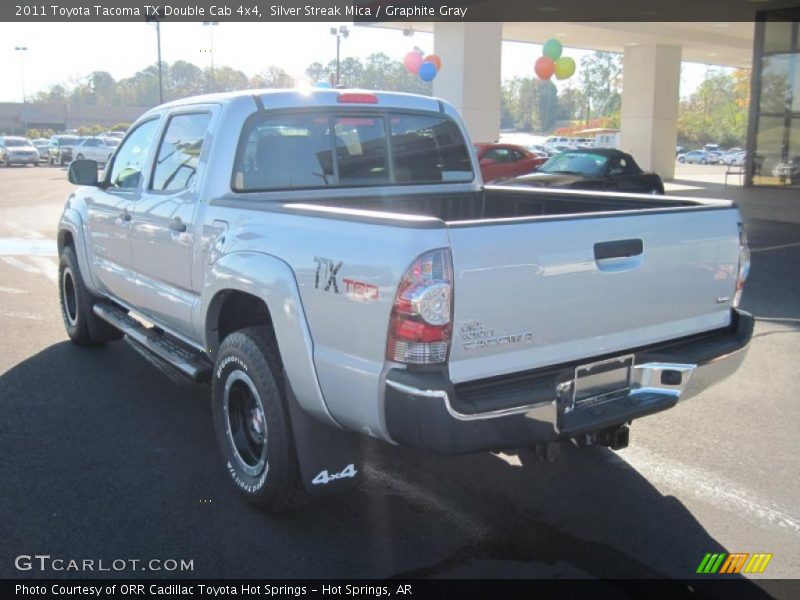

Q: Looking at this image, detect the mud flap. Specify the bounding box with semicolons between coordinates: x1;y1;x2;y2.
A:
285;381;362;497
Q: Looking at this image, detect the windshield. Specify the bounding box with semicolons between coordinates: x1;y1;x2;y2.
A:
105;138;120;147
59;137;80;146
3;138;32;147
539;152;608;177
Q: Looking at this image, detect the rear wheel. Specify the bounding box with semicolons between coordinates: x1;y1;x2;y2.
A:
678;157;685;163
212;326;308;512
76;153;84;161
59;245;122;345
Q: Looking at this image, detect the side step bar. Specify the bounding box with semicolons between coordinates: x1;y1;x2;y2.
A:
93;301;212;382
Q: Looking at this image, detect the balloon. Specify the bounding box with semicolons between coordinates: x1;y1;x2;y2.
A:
534;56;555;80
424;54;442;71
315;81;332;88
418;61;437;82
554;56;576;80
543;38;563;61
404;51;424;74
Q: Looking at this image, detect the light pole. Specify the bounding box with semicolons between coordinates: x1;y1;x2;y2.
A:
14;46;28;134
203;21;219;92
329;26;349;86
145;17;164;104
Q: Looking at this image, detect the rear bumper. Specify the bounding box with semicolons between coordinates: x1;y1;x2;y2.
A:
384;309;753;454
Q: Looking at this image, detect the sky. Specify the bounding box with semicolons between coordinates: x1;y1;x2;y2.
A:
0;21;722;103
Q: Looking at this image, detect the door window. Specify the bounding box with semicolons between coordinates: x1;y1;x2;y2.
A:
107;120;159;190
150;113;211;192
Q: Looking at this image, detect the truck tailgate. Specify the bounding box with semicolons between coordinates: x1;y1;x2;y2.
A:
447;207;742;383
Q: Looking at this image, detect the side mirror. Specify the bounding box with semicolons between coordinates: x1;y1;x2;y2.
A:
479;158;496;166
68;159;99;186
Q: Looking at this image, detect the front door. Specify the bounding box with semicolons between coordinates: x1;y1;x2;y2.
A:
131;110;213;339
86;119;160;301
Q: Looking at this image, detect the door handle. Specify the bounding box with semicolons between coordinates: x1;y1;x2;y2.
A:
594;239;643;261
121;209;131;222
169;218;187;233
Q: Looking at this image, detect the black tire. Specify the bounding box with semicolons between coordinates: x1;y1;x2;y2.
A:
76;153;84;161
58;245;123;345
700;158;707;164
212;326;308;512
678;157;685;163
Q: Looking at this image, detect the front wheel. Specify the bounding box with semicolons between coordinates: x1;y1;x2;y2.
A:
59;246;122;345
678;157;685;163
75;153;84;161
212;326;308;512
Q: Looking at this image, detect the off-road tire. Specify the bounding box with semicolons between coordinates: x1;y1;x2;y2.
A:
58;245;123;345
212;326;308;512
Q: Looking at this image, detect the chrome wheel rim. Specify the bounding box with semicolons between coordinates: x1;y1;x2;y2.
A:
223;370;268;477
61;267;78;327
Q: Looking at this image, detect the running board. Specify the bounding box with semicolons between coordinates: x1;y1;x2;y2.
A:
93;301;212;382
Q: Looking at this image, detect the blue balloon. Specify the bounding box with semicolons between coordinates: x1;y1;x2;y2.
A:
315;81;331;88
418;61;437;82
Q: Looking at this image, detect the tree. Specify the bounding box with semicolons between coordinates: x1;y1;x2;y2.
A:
578;51;622;120
677;68;749;146
208;66;249;93
169;61;205;97
305;62;328;84
252;66;294;89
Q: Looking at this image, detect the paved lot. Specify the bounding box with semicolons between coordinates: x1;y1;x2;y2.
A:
0;165;798;591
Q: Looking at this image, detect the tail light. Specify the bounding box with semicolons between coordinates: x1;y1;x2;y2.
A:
387;249;453;364
733;223;750;308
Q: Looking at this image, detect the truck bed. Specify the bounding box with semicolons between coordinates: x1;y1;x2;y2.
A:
280;186;725;225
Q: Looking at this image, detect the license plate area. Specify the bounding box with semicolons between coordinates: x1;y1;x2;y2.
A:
573;354;634;409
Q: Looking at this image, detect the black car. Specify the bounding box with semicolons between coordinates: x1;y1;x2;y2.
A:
48;134;82;166
498;148;665;195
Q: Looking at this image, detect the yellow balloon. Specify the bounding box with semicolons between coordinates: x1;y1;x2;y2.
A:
554;56;576;80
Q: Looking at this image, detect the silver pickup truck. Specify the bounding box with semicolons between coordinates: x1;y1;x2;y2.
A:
60;89;752;512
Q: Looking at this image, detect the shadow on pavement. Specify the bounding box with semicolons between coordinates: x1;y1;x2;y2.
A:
0;340;775;596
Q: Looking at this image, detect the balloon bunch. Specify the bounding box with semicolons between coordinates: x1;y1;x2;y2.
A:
404;50;442;83
534;39;576;81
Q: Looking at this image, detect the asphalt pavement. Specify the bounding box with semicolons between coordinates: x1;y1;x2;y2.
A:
0;164;797;593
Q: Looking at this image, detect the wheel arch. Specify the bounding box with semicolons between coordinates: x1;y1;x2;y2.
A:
200;251;340;429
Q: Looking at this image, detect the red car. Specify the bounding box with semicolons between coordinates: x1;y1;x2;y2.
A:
474;143;547;183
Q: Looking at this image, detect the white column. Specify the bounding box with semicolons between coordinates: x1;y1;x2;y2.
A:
620;44;682;179
433;22;502;143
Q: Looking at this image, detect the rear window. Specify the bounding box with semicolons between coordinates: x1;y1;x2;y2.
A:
233;111;473;191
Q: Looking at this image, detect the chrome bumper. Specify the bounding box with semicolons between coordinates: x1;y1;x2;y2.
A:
384;310;753;454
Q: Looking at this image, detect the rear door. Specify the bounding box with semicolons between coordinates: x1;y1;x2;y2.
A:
446;206;742;383
131;108;214;338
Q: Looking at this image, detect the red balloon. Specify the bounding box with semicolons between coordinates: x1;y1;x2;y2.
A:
424;54;442;71
404;52;424;74
535;56;555;80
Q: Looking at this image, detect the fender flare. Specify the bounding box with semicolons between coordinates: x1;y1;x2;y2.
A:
58;207;100;295
200;250;341;429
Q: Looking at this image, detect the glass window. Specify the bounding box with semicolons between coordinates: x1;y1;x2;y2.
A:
754;116;787;184
391;114;471;183
763;20;795;54
151;113;211;192
483;148;511;163
233;111;472;191
334;116;389;184
759;54;795;113
235;113;334;190
107;119;159;190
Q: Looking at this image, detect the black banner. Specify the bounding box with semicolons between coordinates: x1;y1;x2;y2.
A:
3;0;800;22
2;578;798;600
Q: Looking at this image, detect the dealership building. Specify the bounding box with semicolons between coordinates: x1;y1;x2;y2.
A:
376;5;800;189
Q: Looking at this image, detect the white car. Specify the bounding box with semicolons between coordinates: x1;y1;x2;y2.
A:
73;136;120;164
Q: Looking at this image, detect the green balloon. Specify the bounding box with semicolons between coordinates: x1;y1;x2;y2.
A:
543;39;563;61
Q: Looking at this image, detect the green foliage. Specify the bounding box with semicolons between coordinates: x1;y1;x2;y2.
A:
678;69;749;147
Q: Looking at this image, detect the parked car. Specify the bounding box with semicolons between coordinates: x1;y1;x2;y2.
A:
499;148;665;194
32;138;50;161
676;146;685;156
73;136;120;164
60;88;751;512
719;148;744;165
678;150;713;164
703;143;720;153
772;157;800;184
474;143;547;183
48;134;82;165
731;151;748;167
544;135;570;149
99;130;127;139
0;136;40;167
